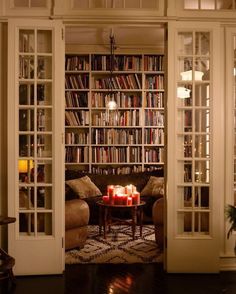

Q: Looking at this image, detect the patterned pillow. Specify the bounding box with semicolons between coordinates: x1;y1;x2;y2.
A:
66;175;102;199
140;176;164;197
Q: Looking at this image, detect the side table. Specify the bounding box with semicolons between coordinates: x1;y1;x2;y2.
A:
97;201;146;240
0;216;16;287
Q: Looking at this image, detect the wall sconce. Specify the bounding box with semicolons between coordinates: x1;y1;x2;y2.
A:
180;70;204;81
177;86;191;99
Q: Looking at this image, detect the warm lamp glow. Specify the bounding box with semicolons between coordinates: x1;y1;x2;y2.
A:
177;87;191;99
106;100;117;110
180;70;204;81
18;159;33;173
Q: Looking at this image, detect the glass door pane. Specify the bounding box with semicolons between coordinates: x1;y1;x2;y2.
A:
18;29;53;237
176;30;211;235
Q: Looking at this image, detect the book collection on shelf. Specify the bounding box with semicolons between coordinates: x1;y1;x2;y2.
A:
65;53;165;174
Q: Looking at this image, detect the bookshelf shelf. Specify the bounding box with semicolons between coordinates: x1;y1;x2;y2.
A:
65;53;165;174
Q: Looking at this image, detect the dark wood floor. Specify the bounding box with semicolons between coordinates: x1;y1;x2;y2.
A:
2;263;236;294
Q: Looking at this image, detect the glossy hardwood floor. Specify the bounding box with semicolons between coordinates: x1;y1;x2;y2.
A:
2;263;236;294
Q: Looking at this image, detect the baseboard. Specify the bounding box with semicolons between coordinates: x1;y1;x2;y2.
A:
220;255;236;271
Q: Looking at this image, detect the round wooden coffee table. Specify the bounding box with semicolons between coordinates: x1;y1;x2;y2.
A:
97;201;146;240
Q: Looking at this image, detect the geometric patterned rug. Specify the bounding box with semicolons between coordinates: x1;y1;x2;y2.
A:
65;225;163;264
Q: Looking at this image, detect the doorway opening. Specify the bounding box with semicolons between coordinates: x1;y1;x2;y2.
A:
64;23;166;266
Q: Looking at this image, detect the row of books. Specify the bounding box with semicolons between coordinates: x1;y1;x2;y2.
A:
65;55;89;71
64;54;164;72
65;146;89;163
91;54;142;71
93;74;141;90
144;148;164;163
65;110;164;126
65;74;89;89
144;129;165;145
144;92;164;108
65;91;163;109
65;147;165;164
91;92;142;108
91;128;142;145
92;146;142;163
65;131;89;144
91;110;141;126
65;92;88;108
144;110;164;126
90;165;143;175
65;110;89;126
145;75;164;90
144;55;164;71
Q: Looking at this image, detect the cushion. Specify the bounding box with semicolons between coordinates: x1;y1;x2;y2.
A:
66;175;102;199
140;176;164;197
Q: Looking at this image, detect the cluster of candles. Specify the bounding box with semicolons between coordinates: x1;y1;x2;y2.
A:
102;184;140;206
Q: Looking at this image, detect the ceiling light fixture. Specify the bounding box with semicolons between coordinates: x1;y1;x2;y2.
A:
180;70;204;81
177;87;191;99
106;29;118;111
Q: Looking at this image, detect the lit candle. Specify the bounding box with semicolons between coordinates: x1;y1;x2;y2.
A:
123;194;128;205
107;185;114;197
132;192;140;205
125;184;133;196
117;195;123;205
127;196;132;206
132;185;137;193
114;194;118;205
107;185;115;204
102;195;109;204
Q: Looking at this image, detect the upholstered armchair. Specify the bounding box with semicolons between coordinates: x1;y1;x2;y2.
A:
152;197;164;249
65;199;90;250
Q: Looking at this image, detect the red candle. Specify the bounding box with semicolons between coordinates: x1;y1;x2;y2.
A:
125;185;133;196
114;194;118;205
102;195;109;204
132;192;140;205
117;195;123;205
127;196;132;206
107;185;114;197
123;194;128;205
132;185;137;193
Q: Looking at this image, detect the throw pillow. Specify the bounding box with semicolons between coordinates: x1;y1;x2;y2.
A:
140;176;164;197
66;175;102;199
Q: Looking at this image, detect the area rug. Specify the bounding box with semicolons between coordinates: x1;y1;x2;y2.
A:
65;225;163;264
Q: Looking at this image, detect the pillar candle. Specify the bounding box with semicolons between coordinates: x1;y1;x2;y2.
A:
125;184;133;196
102;195;109;204
118;195;123;205
107;185;114;197
127;196;132;206
132;185;137;193
123;194;128;205
114;194;119;205
132;192;140;205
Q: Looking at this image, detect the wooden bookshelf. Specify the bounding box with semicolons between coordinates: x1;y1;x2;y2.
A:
65;53;165;174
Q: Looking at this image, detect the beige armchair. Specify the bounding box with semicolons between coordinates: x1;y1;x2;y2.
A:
152;197;209;250
152;197;164;249
65;199;90;250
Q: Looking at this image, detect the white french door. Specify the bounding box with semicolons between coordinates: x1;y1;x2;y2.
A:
167;21;223;272
8;19;65;275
